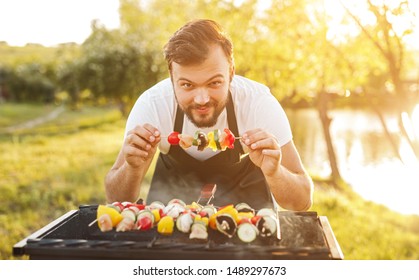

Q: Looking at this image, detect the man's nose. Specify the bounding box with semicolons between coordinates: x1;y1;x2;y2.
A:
194;88;210;105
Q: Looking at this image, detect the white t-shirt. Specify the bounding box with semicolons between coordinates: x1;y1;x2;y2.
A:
125;75;292;161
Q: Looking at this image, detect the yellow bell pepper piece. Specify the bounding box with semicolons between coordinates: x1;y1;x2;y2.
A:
207;131;217;151
97;205;123;228
157;216;174;235
151;209;161;223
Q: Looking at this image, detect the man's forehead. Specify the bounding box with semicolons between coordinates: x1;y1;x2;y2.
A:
171;45;231;81
175;73;226;83
171;62;229;83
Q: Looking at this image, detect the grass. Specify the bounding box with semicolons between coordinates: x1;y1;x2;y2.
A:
0;43;79;66
310;182;419;259
0;103;58;127
0;104;125;259
1;103;418;260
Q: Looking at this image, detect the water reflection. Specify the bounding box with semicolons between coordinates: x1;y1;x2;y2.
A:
287;108;419;215
413;105;419;138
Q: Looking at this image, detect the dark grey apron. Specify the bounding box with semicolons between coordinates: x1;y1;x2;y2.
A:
148;92;273;209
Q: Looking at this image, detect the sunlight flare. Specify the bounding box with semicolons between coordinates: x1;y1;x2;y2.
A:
412;104;419;139
401;111;416;141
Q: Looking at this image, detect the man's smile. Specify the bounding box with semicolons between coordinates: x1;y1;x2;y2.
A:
194;105;211;115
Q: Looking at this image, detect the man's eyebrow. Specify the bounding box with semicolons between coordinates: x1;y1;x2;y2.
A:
177;74;225;84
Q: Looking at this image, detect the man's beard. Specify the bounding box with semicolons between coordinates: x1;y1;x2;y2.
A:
176;91;229;128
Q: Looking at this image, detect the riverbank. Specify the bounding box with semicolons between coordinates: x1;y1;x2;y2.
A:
311;180;419;259
286;108;419;216
1;103;418;259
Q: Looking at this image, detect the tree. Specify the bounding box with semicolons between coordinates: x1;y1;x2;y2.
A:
340;0;419;159
5;63;55;103
77;21;161;115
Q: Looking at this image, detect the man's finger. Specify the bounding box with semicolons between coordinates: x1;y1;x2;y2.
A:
143;123;161;137
262;149;282;161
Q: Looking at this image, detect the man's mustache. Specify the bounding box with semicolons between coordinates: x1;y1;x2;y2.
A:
191;101;217;109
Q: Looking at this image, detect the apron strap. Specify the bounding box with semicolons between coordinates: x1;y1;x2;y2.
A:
174;104;184;133
226;90;244;155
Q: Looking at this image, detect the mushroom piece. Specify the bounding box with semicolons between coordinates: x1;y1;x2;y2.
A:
256;215;277;237
215;214;237;238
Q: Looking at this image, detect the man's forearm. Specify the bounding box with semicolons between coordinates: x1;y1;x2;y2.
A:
105;162;148;203
265;165;313;211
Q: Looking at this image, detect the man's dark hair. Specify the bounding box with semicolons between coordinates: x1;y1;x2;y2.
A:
164;19;234;70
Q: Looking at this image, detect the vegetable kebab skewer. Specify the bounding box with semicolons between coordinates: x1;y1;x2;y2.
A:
93;200;279;243
167;128;238;151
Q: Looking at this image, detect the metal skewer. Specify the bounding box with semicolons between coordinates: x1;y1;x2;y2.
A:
88;219;97;227
162;135;242;140
276;215;282;240
197;184;217;205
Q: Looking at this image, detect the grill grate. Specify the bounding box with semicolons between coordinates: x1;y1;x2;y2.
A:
13;205;340;260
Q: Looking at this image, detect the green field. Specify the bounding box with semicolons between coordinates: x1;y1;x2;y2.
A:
1;103;418;260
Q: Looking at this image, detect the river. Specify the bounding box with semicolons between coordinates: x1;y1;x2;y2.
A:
286;107;419;216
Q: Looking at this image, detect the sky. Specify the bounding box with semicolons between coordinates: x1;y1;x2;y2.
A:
0;0;418;49
0;0;120;47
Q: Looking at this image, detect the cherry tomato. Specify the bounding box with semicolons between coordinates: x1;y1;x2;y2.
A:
168;131;180;145
251;215;262;225
237;217;251;225
131;203;146;211
137;216;153;231
224;128;235;149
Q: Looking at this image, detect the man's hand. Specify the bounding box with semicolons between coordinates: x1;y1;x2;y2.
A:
241;129;313;211
241;128;282;177
105;123;160;203
123;123;161;168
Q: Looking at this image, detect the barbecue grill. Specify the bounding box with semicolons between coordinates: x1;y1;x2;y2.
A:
13;205;343;260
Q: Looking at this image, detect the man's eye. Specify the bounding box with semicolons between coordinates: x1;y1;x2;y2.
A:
181;83;193;89
209;81;222;87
